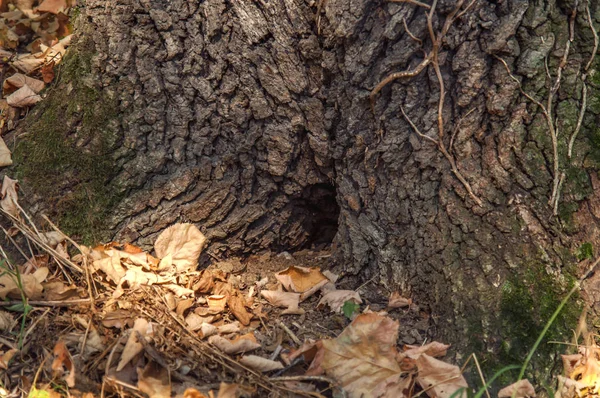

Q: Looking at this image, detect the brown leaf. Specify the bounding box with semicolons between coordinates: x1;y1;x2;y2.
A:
238;355;283;372
117;318;150;371
227;293;252;326
3;73;44;94
0;137;12;167
137;361;171;398
154;223;206;272
176;298;194;317
0;175;19;219
6;85;41;107
498;379;535;398
261;290;304;315
317;313;403;397
22;254;49;274
0;267;47;300
52;341;75;387
562;353;582;377
275;266;329;300
403;342;450;359
415;354;468;398
42;281;78;301
317;289;362;313
208;333;261;355
183;388;210;398
0;310;15;331
11;52;45;74
0;348;17;370
207;295;227;314
388;291;412;309
193;270;215;293
36;0;68;14
41;60;55;83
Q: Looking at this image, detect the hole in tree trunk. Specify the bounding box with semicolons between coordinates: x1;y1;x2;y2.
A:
281;183;340;250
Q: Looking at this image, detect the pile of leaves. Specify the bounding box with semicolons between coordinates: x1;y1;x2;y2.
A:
0;0;74;165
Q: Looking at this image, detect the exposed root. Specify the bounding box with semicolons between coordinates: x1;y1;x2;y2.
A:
373;0;483;207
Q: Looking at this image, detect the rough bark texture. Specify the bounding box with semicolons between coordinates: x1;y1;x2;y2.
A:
14;0;600;360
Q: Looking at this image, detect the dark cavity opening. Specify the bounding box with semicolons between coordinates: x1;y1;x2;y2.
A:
283;183;340;250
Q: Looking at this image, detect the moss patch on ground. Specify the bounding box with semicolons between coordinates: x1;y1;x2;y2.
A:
485;262;581;386
12;36;123;244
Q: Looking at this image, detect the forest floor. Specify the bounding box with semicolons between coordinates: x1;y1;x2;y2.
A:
0;207;595;398
0;0;598;397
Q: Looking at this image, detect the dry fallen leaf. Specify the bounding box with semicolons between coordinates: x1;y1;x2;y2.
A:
497;379;535;398
402;342;450;360
239;355;284;372
154;223;206;272
415;354;468;398
207;295;227;314
388;291;412;309
41;61;55;83
208;333;261;355
42;281;78;301
6;84;41;107
317;289;362;313
0;311;15;331
314;313;404;397
0;267;48;300
0;137;12;167
0;176;19;219
227;293;252;326
3;73;44;94
261;290;304;315
52;341;75;387
275;266;329;300
137;360;171;398
36;0;68;14
0;348;17;370
117;318;151;371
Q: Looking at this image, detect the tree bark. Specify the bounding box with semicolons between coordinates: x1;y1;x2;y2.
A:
13;0;600;364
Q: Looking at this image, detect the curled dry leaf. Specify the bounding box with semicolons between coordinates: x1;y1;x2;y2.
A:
0;310;15;331
198;322;217;338
497;379;536;398
137;360;171;398
3;73;44;94
388;291;412;309
227;293;252;326
208;333;261;355
42;281;78;301
6;85;41;107
52;341;75;387
0;266;48;300
238;355;283;372
261;290;304;315
0;137;12;167
176;298;195;317
117;318;151;371
317;289;362;313
0;348;17;370
39;231;66;247
207;295;227;314
275;266;329;300
0;175;19;219
415;354;468;398
562;353;582;377
402;342;450;360
101;309;135;329
154;223;206;272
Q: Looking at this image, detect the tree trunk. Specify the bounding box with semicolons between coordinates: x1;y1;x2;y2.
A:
12;0;600;368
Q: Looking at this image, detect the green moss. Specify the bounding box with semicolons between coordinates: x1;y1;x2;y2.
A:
494;263;581;384
576;242;594;261
12;37;123;244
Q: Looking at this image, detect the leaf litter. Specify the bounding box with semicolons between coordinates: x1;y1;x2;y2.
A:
0;178;496;398
0;0;74;167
